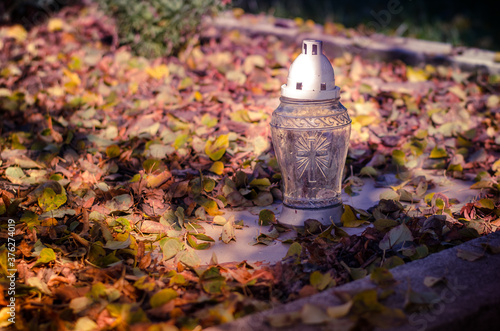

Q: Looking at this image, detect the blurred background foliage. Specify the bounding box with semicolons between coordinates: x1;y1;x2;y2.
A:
234;0;499;50
1;0;228;58
1;0;497;55
94;0;227;57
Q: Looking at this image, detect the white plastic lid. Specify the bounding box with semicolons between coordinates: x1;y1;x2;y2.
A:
281;40;340;100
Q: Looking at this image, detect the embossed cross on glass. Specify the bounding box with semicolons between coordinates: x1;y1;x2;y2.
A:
270;40;351;226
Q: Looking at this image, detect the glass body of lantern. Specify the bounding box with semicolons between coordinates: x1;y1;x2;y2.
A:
270;97;351;226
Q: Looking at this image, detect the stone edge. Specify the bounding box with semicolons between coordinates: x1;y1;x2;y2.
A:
210;14;500;74
206;231;500;331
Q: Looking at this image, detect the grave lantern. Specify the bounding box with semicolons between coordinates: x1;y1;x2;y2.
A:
270;40;351;226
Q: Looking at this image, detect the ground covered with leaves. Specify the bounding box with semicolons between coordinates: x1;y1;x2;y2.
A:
1;5;500;331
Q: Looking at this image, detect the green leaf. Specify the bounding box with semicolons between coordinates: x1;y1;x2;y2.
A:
392;150;406;166
173;133;189;150
373;219;398;232
5;166;30;185
105;145;121;158
21;211;40;230
205;134;229;161
259;209;276;225
150;288;177;308
200;267;226;294
429;146;448;158
475;198;494;209
284;242;302;260
35;248;56;266
38;188;67;212
253;228;279;245
143;159;160;173
177;248;200;267
341;205;369;227
187;234;211;250
341;261;367;280
360;166;378;177
161;238;184;261
201;113;218;128
379;190;400;201
203;178;216;192
382;256;405;269
310;271;334;291
379;223;414;250
253;191;273;206
191;233;215;242
249;178;271;187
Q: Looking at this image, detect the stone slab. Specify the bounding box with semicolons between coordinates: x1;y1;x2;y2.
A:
207;231;500;331
210;14;500;74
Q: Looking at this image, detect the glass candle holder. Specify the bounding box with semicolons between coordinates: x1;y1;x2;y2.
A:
270;40;351;226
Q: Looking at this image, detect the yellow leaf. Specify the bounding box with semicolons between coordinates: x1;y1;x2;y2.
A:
6;25;27;42
406;67;429;82
352;115;377;127
294;17;304;26
146;64;169;79
209;161;224;175
63;68;81;87
205;135;229;161
48;18;64;32
341;205;369;228
129;81;139;95
492;159;500;173
203;199;222;216
194;91;203;102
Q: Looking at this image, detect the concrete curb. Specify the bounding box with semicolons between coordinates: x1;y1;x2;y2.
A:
211;14;500;74
207;231;500;331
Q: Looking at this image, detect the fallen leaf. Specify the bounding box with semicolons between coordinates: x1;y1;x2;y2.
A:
34;248;56;266
150;288;177;308
456;248;484;261
379;223;414;250
221;219;236;243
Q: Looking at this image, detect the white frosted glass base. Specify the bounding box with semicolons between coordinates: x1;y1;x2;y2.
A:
278;203;343;226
